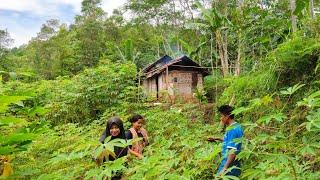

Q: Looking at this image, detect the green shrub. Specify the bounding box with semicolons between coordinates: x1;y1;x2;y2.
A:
269;36;320;87
46;62;138;124
217;35;320;107
204;72;226;102
218;69;277;106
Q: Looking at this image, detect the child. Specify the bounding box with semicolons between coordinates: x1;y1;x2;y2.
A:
99;117;128;162
126;114;149;159
208;105;244;177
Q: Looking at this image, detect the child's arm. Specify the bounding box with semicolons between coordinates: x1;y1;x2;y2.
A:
207;137;223;142
221;153;236;174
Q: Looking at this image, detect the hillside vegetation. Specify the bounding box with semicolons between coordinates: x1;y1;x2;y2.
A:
1;0;320;179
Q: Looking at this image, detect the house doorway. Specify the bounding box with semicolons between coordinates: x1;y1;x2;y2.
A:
192;73;198;92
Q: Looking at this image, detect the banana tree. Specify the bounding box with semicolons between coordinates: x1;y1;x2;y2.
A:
117;38;141;64
191;2;232;77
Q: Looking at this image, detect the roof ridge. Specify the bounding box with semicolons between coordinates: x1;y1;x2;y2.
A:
143;55;173;72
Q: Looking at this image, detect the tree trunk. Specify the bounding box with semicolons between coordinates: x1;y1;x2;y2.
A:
290;0;297;32
310;0;315;19
223;31;229;74
216;29;229;77
235;0;243;76
213;0;229;77
210;33;214;71
235;39;241;76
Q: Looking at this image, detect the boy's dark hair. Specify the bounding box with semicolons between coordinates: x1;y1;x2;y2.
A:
129;114;143;123
218;105;234;119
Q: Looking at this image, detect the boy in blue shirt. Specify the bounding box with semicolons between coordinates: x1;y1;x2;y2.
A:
208;105;244;177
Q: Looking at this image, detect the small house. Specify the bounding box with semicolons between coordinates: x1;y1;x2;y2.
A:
142;55;209;101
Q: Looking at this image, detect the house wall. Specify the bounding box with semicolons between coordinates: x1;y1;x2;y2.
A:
143;78;157;99
160;70;204;100
143;70;204;101
158;73;166;93
169;71;192;96
142;80;149;95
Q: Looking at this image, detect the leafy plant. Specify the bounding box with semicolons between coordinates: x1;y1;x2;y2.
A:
46;62;137;124
280;83;305;96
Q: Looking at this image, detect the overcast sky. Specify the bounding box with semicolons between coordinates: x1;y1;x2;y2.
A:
0;0;126;47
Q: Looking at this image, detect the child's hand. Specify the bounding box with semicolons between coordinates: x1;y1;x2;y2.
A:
207;137;222;142
137;154;143;159
207;137;216;142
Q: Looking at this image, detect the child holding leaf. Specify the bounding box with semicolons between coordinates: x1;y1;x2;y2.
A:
97;117;128;163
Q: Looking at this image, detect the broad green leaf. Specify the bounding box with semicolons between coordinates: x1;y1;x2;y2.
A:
300;146;316;156
257;113;285;124
297;91;320;108
28;106;48;117
202;144;220;161
0;116;27;126
1;133;36;146
0;145;15;155
232;107;251;115
280;83;305;96
0;95;28;113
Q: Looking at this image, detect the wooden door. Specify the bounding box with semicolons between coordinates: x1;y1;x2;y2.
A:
192;73;198;91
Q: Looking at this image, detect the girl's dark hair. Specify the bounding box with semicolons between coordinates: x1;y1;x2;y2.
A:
218;105;234;119
129;114;143;123
99;116;125;143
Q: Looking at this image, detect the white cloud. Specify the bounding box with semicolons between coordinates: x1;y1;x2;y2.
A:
0;0;127;47
0;0;77;16
0;13;39;47
0;1;57;16
0;0;126;16
101;0;127;15
10;29;38;47
0;1;42;13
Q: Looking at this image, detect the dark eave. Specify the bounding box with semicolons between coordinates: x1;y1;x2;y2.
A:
142;55;173;73
143;55;209;79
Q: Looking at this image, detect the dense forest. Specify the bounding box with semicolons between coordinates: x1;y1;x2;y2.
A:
1;0;320;179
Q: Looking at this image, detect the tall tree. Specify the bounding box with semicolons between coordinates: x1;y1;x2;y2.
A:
75;0;105;68
29;20;61;79
36;19;60;41
0;29;14;70
194;1;231;77
126;0;182;25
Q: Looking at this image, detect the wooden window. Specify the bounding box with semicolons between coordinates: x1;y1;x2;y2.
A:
172;77;178;83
